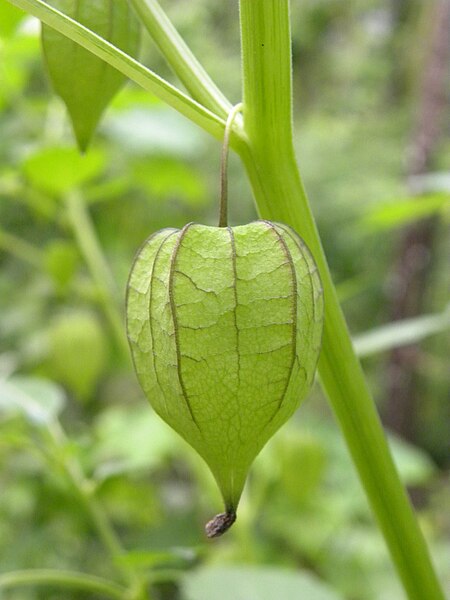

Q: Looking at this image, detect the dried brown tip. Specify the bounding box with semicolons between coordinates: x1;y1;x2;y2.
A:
205;510;236;538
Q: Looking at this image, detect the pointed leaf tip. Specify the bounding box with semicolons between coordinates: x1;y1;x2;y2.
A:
42;0;140;151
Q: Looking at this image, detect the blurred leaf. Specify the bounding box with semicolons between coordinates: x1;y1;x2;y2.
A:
110;86;161;110
23;146;105;196
275;432;327;505
181;566;344;600
353;307;450;357
361;193;449;232
0;352;18;379
409;171;450;194
0;169;21;195
133;158;207;206
44;240;79;291
388;436;436;487
0;3;25;38
97;477;161;528
118;548;197;570
0;376;65;425
335;274;372;303
319;525;401;600
47;310;107;401
106;108;205;156
84;177;130;204
41;0;140;151
93;406;178;478
320;418;436;491
0;33;39;107
0;228;44;268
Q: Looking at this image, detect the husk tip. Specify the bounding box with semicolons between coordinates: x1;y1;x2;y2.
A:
205;509;236;539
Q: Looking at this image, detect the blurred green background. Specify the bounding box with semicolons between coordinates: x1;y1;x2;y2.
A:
0;1;449;599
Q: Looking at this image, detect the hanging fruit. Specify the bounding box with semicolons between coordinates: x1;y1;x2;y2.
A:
126;106;323;537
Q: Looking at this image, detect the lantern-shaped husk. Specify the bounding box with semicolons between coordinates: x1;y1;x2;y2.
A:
126;220;323;533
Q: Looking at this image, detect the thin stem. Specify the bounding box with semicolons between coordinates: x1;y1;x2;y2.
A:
129;0;231;118
238;2;445;600
65;190;129;359
46;420;147;598
0;570;126;599
0;229;44;268
219;103;243;227
5;0;227;139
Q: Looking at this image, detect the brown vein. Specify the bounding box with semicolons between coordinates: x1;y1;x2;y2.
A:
149;229;179;416
262;221;298;415
228;227;241;390
275;223;324;380
168;223;200;429
276;224;316;322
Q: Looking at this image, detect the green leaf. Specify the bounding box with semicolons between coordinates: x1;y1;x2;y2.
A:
126;221;323;532
275;431;327;505
23;146;105;195
0;2;25;38
118;548;196;571
181;566;344;600
388;435;436;487
0;32;39;108
133;157;207;207
41;0;140;151
92;406;178;478
106;108;204;156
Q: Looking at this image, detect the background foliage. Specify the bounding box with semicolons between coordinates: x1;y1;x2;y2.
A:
0;1;449;599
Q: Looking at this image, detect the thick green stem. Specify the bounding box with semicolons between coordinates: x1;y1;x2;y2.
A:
0;570;126;599
65;190;129;359
238;2;444;600
5;0;226;138
129;0;231;118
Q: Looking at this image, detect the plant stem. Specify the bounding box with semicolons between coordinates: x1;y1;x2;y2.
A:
129;0;231;118
0;229;44;268
238;2;445;599
0;569;126;599
219;103;243;227
46;420;148;598
65;190;129;359
5;0;227;139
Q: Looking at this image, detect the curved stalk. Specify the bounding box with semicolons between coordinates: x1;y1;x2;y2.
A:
219;103;243;227
0;570;126;599
238;2;444;599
